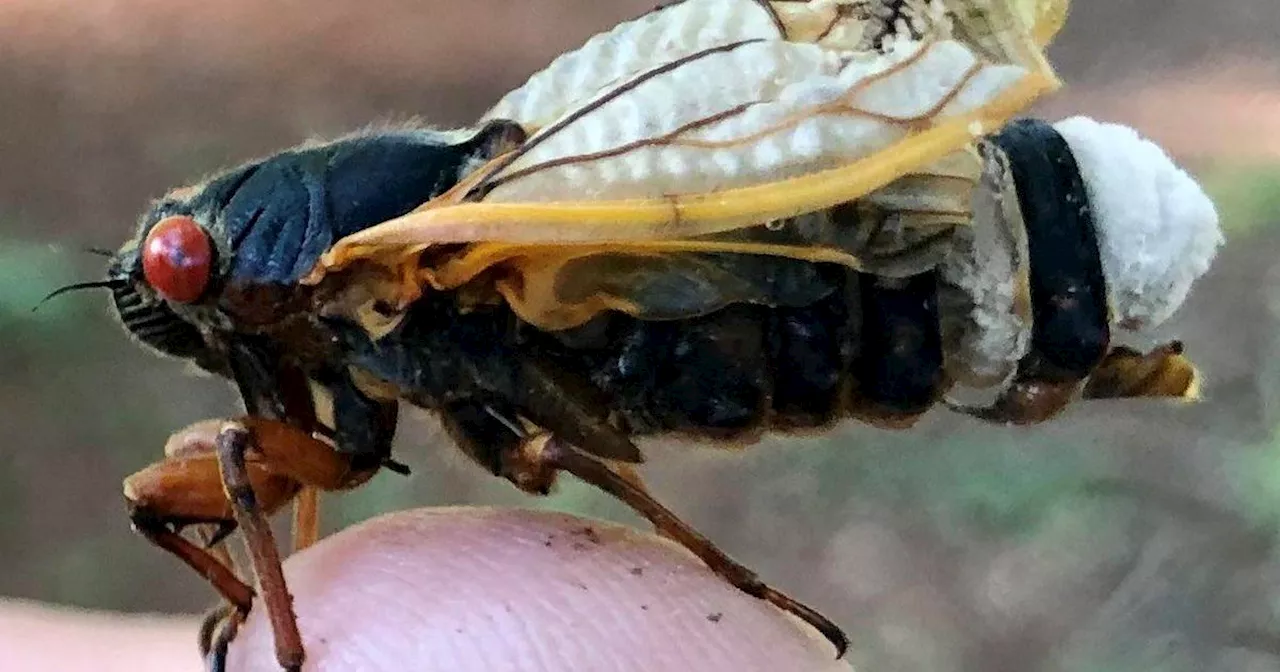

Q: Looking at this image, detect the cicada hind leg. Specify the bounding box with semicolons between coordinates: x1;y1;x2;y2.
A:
438;400;851;659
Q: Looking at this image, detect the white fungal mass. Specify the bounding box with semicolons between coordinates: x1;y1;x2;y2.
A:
1053;116;1224;331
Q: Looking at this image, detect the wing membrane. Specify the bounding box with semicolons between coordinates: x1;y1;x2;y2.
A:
947;0;1069;65
490;250;843;330
307;0;1065;332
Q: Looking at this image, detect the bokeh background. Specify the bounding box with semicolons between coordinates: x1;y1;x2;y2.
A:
3;2;1280;670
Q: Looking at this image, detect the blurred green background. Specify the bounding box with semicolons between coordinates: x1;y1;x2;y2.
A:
3;2;1280;670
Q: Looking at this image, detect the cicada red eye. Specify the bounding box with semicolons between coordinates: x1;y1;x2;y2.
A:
142;215;213;303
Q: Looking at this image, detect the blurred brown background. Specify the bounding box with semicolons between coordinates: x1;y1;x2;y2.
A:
3;2;1280;670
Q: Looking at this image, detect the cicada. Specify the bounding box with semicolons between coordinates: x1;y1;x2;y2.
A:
68;0;1222;669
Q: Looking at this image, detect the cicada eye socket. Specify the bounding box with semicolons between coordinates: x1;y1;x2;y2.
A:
142;215;214;303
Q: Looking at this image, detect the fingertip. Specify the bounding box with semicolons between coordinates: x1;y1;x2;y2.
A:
0;599;203;672
225;507;847;671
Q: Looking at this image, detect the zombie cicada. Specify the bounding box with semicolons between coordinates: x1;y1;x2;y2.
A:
68;0;1223;669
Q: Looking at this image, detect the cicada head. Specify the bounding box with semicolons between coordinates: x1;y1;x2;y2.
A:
104;120;527;370
106;230;217;367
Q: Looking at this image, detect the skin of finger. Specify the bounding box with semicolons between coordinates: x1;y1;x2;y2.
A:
0;598;202;672
225;506;850;672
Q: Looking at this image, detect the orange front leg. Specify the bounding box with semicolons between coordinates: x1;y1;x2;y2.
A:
123;417;377;671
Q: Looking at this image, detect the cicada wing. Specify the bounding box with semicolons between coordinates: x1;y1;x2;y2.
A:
1015;0;1071;47
483;0;788;133
483;0;1043;131
491;250;846;332
947;0;1069;67
305;0;1064;332
310;38;1053;266
466;21;1051;210
430;154;976;332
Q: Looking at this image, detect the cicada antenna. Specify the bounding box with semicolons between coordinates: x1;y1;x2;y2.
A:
32;279;121;312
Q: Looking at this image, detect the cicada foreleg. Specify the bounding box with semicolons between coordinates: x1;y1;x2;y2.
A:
214;422;306;671
194;527;246;666
199;602;244;671
123;416;377;672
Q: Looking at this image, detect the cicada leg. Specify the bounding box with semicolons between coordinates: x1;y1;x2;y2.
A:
194;525;245;665
201;485;320;672
292;486;322;552
214;422;305;671
196;481;317;671
500;433;850;659
199;601;244;672
128;510;259;612
124;416;377;672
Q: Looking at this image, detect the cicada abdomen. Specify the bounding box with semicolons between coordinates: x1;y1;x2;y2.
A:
935;116;1220;424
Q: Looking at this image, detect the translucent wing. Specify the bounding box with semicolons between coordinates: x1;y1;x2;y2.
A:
768;0;1066;52
306;0;1063;332
946;0;1069;65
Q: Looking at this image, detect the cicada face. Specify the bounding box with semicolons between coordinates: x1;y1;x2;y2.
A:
107;199;224;370
106;157;328;373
